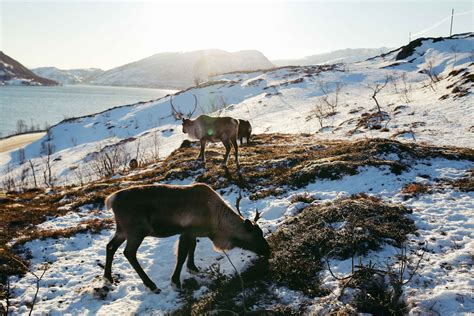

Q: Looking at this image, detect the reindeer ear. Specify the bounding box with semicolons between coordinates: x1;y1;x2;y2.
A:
244;219;253;230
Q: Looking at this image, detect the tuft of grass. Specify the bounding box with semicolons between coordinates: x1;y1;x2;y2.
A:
174;194;416;314
401;182;431;196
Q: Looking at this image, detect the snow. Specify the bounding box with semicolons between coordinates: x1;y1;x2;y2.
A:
2;33;473;314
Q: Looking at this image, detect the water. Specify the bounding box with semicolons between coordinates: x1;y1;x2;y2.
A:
0;85;175;137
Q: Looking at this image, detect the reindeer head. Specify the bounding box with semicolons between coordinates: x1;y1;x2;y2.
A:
236;210;271;257
170;94;198;122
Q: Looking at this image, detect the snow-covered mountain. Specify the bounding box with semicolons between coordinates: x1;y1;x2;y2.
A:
1;33;473;315
272;47;392;66
32;67;104;85
89;49;274;89
0;52;58;86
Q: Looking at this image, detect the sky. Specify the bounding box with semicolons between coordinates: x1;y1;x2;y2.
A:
0;0;472;70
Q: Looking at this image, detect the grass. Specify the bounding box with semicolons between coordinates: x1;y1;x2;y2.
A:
174;194;416;314
1;134;472;311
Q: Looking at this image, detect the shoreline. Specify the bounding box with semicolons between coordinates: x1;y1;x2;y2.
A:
0;132;45;153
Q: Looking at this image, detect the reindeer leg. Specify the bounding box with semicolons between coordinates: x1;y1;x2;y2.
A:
123;235;160;293
231;137;240;169
198;139;207;163
186;237;199;274
172;234;190;289
222;140;231;166
104;232;126;283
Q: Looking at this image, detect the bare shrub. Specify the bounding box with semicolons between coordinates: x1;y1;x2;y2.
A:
368;75;391;114
28;160;37;188
313;103;327;128
201;95;228;116
2;163;16;191
400;73;412;104
41;142;55;187
17;148;26;164
89;143;130;178
319;80;344;115
16;119;28;134
421;59;439;91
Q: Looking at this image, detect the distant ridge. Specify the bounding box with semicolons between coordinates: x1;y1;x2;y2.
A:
0;52;58;86
272;47;392;66
32;67;104;85
89;49;275;89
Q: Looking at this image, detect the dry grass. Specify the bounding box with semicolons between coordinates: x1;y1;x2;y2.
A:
1;133;472;297
175;194;416;314
401;182;431;196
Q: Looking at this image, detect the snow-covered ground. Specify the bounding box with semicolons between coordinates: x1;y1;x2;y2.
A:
6;153;473;314
2;34;473;314
1;34;472;188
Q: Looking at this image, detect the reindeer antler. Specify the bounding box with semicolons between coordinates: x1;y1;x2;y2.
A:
170;95;183;120
187;94;198;118
253;209;261;223
170;94;198;120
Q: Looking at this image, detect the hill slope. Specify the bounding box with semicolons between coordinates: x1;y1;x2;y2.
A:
0;33;473;315
0;52;58;86
89;49;274;89
32;67;104;85
272;47;392;66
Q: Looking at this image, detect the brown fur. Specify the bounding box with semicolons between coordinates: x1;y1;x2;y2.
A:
237;119;252;145
182;115;240;168
104;183;270;292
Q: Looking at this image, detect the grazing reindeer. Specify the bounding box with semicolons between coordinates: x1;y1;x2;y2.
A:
104;183;270;293
238;119;252;146
170;95;240;168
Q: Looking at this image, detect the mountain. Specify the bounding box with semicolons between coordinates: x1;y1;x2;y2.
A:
89;49;274;89
0;52;58;86
272;47;392;66
32;67;104;85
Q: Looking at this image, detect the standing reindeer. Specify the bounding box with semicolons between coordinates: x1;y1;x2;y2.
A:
238;119;252;146
170;95;240;168
103;183;270;293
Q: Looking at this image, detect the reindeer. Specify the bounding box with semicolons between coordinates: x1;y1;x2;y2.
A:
170;95;240;168
238;119;252;146
103;183;270;293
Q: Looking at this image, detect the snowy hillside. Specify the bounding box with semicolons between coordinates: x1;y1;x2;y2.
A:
272;47;392;66
32;67;104;85
89;49;274;89
1;33;473;315
0;52;58;86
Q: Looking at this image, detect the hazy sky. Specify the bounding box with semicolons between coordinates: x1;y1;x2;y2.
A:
1;0;472;70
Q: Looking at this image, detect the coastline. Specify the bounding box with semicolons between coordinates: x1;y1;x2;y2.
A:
0;131;45;153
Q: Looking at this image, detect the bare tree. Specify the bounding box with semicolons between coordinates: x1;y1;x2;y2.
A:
319;80;344;115
400;73;412;104
450;45;459;72
29;160;37;188
41;142;55;187
368;75;391;114
422;59;439;91
313;103;327;128
16;119;28;134
17;148;26;164
1;163;16;191
150;130;160;162
11;258;48;316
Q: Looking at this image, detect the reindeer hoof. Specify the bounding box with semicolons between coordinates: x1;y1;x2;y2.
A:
187;265;199;274
148;285;161;294
103;275;114;285
171;278;182;290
